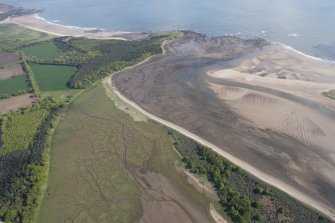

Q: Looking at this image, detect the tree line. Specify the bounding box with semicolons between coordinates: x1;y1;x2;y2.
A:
0;99;62;223
168;130;331;223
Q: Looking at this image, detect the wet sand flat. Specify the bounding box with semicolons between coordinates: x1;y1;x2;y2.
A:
112;32;335;219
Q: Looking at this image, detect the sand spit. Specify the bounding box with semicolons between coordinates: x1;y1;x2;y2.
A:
112;32;335;220
207;45;335;154
0;14;147;40
109;75;335;221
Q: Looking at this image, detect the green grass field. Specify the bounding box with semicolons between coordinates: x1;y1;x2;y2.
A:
0;75;30;95
37;83;214;223
0;24;51;52
30;64;79;98
22;42;61;60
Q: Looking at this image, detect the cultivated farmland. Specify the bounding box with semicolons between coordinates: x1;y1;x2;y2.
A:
0;93;35;114
22;42;61;60
0;75;30;96
0;53;20;66
0;53;23;80
0;64;23;80
30;64;78;97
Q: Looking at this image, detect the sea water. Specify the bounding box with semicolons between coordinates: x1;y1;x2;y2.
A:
2;0;335;61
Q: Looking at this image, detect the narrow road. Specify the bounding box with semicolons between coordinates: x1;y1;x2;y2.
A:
106;78;335;221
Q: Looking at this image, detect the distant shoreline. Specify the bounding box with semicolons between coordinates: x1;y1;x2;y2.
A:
0;13;147;40
2;12;334;68
1;6;335;222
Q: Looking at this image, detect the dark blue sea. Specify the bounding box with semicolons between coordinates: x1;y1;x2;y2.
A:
2;0;335;61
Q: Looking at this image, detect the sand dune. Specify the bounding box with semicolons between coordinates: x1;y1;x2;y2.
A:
207;46;335;188
208;82;333;146
236;45;335;83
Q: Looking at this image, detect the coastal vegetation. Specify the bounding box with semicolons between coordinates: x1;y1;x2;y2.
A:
19;34;175;97
169;130;331;223
37;83;214;223
0;24;50;53
0;4;38;22
323;89;335;100
63;36;167;88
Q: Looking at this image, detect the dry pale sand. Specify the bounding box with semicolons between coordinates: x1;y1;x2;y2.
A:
0;14;143;40
0;93;36;114
207;45;335;151
206;45;335;219
210;204;228;223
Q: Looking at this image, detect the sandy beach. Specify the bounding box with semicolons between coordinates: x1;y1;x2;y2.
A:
0;14;147;40
2;13;334;220
109;75;335;220
111;33;335;220
207;45;335;150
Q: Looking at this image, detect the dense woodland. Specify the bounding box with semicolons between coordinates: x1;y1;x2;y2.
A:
0;99;62;223
22;35;168;89
168;130;331;223
60;36;162;87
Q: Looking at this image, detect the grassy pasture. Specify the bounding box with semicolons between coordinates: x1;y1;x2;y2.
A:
30;64;79;98
0;24;51;52
0;75;30;95
37;83;214;223
22;42;61;60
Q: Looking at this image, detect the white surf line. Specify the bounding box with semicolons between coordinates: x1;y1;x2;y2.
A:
107;78;335;220
0;15;127;40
